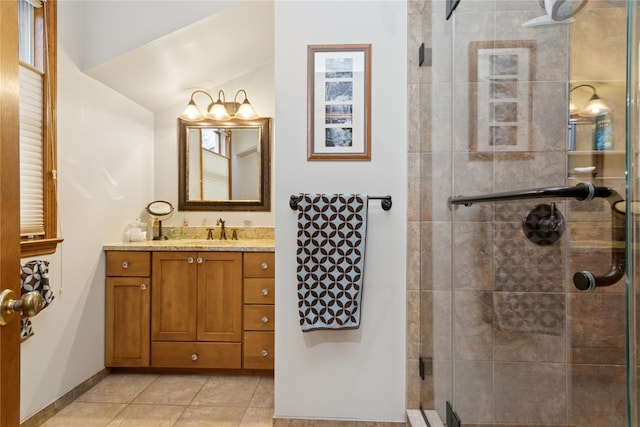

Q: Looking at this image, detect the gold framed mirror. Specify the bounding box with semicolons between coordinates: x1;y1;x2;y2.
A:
178;117;271;211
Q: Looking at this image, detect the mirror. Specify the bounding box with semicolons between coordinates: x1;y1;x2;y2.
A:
178;117;271;211
146;200;174;240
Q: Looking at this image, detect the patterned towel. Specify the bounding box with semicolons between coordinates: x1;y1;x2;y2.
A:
295;194;368;332
20;260;54;342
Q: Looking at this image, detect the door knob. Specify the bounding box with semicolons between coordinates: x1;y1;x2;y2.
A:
0;289;43;326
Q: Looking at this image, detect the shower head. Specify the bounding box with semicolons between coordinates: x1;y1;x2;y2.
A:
522;0;587;28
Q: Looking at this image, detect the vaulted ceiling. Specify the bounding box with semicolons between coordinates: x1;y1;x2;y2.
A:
81;1;274;113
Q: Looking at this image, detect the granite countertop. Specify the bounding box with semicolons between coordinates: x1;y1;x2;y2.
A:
103;239;275;252
104;226;275;252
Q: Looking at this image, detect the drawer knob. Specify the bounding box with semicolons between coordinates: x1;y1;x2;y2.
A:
261;288;269;296
260;262;268;270
140;283;147;290
188;257;194;264
261;316;269;323
191;353;198;361
122;261;129;269
261;349;268;357
197;257;203;264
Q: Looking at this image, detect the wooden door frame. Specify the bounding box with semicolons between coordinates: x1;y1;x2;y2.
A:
0;0;22;425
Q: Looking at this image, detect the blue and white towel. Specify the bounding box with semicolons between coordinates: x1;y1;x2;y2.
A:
20;260;54;342
295;194;368;332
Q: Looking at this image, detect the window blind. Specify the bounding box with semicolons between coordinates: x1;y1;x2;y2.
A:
19;64;45;237
18;0;43;66
202;150;229;200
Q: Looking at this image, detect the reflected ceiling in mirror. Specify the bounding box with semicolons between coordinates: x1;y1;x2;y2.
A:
178;117;271;211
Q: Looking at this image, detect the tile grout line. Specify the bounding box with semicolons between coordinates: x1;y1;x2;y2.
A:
240;377;263;425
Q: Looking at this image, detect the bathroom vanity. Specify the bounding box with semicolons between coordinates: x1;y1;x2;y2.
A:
103;238;274;371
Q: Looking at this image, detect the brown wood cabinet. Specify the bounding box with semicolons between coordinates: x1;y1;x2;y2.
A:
105;248;274;371
243;252;275;369
105;251;151;367
151;251;242;368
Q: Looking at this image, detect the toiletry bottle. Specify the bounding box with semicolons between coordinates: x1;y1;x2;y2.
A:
594;113;613;150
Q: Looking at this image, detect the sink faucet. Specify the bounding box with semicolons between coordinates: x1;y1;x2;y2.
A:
206;228;214;240
216;218;227;240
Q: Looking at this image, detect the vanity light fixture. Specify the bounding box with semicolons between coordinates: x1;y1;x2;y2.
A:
233;89;259;120
570;84;611;117
180;89;258;121
180;90;214;121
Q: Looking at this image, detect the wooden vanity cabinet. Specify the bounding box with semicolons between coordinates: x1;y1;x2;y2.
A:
150;251;242;368
105;248;274;371
105;251;151;367
243;252;275;369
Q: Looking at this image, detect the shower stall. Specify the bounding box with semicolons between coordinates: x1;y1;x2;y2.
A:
415;0;640;425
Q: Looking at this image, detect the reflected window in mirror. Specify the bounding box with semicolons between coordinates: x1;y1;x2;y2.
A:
178;117;271;211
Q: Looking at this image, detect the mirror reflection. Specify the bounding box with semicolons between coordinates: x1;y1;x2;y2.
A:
178;117;271;211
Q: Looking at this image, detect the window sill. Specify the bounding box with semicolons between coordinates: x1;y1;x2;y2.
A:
21;237;64;258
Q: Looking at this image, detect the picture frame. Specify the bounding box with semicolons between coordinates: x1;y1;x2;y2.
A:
469;40;536;159
307;44;371;161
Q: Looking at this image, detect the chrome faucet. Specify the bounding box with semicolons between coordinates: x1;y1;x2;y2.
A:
216;218;227;240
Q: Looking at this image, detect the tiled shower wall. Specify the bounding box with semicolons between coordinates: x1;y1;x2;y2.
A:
407;1;628;426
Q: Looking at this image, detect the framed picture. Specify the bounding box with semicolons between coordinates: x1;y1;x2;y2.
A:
469;40;536;159
307;44;371;161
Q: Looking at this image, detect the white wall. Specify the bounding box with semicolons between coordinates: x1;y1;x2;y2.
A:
153;63;276;228
274;2;407;423
20;1;155;420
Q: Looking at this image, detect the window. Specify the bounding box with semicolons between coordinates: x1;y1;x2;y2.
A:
18;0;61;257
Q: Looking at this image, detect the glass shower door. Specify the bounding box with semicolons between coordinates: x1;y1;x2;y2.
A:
419;1;634;425
627;1;638;425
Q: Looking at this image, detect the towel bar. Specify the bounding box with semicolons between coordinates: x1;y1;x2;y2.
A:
289;194;392;211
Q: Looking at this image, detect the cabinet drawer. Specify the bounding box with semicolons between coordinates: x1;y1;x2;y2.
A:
151;341;241;369
107;251;150;277
244;278;275;304
243;332;274;370
243;253;275;278
244;305;274;331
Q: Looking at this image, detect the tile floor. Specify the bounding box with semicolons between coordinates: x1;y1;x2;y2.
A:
40;373;274;427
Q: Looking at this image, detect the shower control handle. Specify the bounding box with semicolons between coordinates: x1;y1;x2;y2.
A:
538;202;565;233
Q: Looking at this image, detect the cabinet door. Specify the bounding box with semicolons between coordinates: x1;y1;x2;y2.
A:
152;252;198;341
105;277;150;367
197;252;242;342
